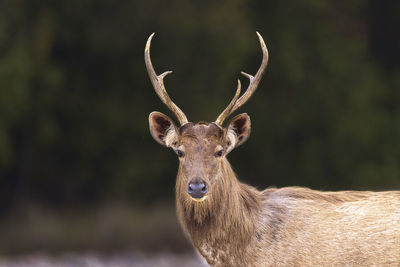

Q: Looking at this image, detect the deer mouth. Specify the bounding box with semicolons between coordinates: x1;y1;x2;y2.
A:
191;195;208;202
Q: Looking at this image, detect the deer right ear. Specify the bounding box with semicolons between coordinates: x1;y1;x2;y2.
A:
226;113;251;153
149;112;178;147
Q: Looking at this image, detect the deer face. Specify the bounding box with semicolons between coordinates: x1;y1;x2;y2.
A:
149;112;250;201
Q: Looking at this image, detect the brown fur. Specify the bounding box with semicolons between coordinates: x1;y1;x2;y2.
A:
170;123;399;266
149;116;400;266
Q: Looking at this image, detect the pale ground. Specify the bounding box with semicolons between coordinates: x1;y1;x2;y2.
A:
0;252;208;267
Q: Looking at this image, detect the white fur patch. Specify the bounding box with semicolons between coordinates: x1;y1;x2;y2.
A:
165;128;178;147
226;130;237;153
191;196;208;202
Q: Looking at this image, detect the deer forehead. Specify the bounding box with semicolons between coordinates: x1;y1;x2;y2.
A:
179;123;224;147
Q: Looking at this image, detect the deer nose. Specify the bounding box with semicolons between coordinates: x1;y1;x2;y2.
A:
187;178;207;199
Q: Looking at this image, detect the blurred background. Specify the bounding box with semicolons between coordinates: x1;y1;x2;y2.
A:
0;0;399;265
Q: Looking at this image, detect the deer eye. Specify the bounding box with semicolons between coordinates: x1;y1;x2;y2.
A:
215;148;224;157
176;149;185;158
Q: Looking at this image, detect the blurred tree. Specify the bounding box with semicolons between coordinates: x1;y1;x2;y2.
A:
0;0;398;214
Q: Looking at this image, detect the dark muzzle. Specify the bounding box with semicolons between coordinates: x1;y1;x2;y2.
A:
187;177;207;199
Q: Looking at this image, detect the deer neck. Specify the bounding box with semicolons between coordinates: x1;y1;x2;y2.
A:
176;158;262;263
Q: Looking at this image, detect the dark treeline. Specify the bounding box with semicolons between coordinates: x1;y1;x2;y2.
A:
0;0;399;213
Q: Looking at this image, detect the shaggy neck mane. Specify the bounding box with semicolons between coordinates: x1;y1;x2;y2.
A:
176;158;262;262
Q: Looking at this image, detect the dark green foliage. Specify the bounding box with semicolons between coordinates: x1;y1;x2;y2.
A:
0;0;399;212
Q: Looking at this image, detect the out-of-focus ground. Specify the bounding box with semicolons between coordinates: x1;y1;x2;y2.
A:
0;252;207;267
0;203;209;266
0;203;189;254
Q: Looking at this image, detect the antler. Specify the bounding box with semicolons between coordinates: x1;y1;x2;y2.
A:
215;32;269;126
145;33;189;125
215;80;241;125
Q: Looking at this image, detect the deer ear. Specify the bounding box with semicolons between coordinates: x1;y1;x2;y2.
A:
226;113;251;152
149;111;178;147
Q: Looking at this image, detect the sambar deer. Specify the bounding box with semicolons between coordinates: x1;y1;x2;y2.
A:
145;32;400;266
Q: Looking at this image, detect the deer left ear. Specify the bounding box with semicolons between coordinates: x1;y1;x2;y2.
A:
226;113;251;153
149;111;178;147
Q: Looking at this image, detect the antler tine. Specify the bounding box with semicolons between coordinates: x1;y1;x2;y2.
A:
215;80;241;126
234;32;269;112
145;33;189;125
215;32;269;126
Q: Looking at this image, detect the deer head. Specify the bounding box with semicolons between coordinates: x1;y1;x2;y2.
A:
146;32;268;202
